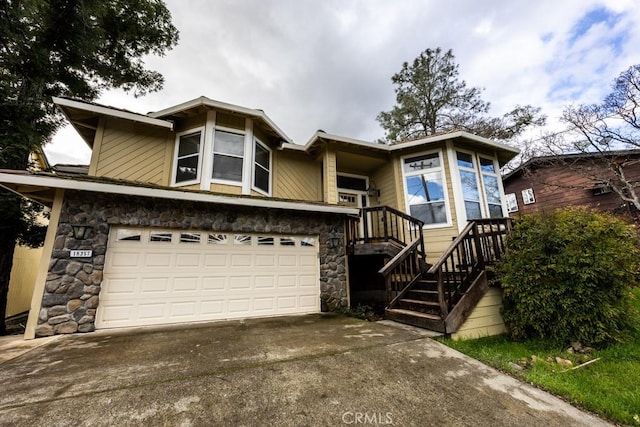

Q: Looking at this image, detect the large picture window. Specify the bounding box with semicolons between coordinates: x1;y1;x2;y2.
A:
403;152;449;226
479;157;504;218
173;129;203;185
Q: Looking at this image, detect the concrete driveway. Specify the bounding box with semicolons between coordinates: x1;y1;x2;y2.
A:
0;314;610;426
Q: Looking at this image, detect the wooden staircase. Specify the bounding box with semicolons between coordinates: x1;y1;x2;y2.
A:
383;218;512;334
346;207;512;334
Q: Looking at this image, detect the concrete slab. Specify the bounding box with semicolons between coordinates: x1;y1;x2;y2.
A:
0;314;611;426
0;334;60;364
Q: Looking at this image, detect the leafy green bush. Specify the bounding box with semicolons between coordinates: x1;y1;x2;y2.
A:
499;207;639;346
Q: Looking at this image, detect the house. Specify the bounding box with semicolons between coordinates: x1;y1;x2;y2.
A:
5;148;50;324
0;96;519;339
503;151;640;218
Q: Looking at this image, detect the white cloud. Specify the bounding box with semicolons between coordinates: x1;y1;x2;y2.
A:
46;0;640;165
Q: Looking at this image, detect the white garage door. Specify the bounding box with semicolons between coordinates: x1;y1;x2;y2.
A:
96;228;320;329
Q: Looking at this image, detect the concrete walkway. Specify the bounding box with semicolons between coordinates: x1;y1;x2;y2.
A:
0;314;611;426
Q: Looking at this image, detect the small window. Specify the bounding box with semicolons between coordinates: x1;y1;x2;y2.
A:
592;182;612;195
257;236;275;246
337;175;367;191
180;233;201;243
234;234;252;245
280;237;296;246
116;229;142;242
212;130;245;182
208;233;228;244
479;157;496;173
522;188;535;204
150;232;172;242
174;131;202;184
253;139;271;194
301;237;316;247
506;193;518;213
403;153;440;173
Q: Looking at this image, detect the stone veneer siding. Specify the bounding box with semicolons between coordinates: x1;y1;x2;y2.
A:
35;191;348;337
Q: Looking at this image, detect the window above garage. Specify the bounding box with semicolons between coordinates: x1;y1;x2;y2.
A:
171;112;272;196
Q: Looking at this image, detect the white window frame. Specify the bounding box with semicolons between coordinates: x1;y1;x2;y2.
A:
506;193;518;213
171;127;205;187
455;149;485;221
401;149;452;229
211;125;246;187
522;188;535;204
477;155;505;218
252;138;272;196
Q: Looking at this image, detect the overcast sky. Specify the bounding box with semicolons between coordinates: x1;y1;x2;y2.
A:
45;0;640;165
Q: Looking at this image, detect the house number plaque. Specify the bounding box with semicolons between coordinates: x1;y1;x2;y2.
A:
70;250;93;258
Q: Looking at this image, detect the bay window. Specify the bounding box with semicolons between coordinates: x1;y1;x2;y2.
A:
253;139;271;194
212;129;244;182
173;129;203;185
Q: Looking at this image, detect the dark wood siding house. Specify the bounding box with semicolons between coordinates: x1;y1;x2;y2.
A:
502;150;640;218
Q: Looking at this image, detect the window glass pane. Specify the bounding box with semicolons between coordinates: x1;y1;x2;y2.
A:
212;155;243;181
208;233;228;244
254;165;269;192
214;131;245;156
280;237;296;246
403;153;440;173
483;175;501;204
180;233;201;243
150;232;172;242
405;173;444;206
301;237;316;247
257;236;274;245
465;201;482;220
506;193;518;213
480;157;496;173
254;142;270;169
234;235;252;245
409;201;447;225
178;132;200;157
459;170;480;201
488;204;504;218
116;229;142;241
456;152;474;168
336;175;367;191
176;156;199;183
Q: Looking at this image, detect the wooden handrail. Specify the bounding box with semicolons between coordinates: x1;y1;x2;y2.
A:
427;221;475;275
378;238;422;276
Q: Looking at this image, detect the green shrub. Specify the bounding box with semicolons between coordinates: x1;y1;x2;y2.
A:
499;207;639;346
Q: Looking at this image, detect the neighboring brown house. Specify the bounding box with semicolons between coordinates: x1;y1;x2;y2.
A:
502;150;640;218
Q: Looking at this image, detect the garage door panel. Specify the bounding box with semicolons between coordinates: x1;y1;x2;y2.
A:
97;228;320;329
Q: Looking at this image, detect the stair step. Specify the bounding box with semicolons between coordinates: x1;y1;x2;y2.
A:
385;308;445;333
406;289;439;302
398;298;441;315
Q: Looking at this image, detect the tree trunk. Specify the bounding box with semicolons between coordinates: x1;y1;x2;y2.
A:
0;228;19;335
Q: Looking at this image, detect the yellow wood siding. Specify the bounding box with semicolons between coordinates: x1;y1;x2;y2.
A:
371;158;397;209
6;245;42;317
95;117;170;184
273;151;321;201
209;183;243;195
451;287;506;340
323;148;338;204
423;226;459;263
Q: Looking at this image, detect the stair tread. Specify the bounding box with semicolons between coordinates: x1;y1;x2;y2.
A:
408;289;438;294
400;298;439;306
386;308;442;320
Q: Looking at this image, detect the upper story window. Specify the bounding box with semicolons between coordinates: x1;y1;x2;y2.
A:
212;129;244;182
402;151;449;227
505;193;518;213
172;118;272;196
253;139;271;194
174;129;203;184
522;188;535;204
479;156;503;218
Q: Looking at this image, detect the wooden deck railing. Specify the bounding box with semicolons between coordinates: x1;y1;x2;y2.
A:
346;206;425;256
426;218;512;316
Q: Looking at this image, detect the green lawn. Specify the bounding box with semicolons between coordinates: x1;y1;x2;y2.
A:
438;288;640;426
